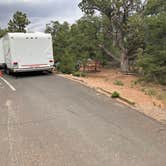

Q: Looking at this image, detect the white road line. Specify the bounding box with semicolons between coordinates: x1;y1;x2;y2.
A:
0;77;16;92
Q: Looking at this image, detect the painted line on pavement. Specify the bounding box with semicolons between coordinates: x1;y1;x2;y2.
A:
0;77;16;92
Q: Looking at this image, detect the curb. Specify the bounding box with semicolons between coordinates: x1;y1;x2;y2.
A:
59;74;136;107
96;87;135;106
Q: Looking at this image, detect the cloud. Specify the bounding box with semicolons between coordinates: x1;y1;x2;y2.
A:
0;0;83;32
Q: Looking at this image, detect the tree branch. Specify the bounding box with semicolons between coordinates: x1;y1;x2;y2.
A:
98;44;120;62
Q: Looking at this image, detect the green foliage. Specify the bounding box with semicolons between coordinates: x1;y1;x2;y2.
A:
126;14;145;61
79;0;143;72
72;71;87;77
43;0;165;85
45;16;106;70
0;27;7;38
144;0;166;15
8;11;30;32
70;16;104;64
133;79;140;85
141;87;157;96
45;21;70;60
111;91;120;98
157;92;166;101
114;80;124;86
130;79;141;88
146;89;157;96
57;52;76;74
137;0;166;85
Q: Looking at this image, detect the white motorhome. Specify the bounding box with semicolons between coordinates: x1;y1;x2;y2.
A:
3;33;54;73
0;38;5;68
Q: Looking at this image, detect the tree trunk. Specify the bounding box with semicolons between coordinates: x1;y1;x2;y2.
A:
99;44;129;73
83;64;86;72
94;61;97;72
120;50;129;73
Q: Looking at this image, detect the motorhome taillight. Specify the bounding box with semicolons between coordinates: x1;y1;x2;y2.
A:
13;62;18;65
13;62;18;68
49;60;54;63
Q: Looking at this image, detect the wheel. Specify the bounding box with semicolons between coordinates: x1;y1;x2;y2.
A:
5;68;11;75
47;69;54;74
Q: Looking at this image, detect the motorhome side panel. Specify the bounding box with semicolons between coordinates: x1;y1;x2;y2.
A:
0;38;5;67
3;35;12;69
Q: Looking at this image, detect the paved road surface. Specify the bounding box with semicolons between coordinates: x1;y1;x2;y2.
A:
0;73;166;166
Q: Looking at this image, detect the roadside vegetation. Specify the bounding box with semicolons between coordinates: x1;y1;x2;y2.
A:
0;11;30;37
45;0;166;85
114;80;124;86
111;91;120;99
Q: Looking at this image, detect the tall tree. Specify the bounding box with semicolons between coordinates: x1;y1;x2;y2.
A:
8;11;30;33
138;0;166;84
69;16;104;66
45;21;70;60
45;16;107;73
0;27;7;38
79;0;143;72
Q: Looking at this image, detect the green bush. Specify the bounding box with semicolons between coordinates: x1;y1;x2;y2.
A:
146;89;157;96
157;92;166;100
141;87;157;96
130;79;141;88
111;91;120;98
58;52;76;74
72;71;81;77
114;80;124;86
81;72;87;77
72;71;87;77
137;11;166;85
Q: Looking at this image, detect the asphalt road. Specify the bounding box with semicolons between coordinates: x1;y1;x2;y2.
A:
0;73;166;166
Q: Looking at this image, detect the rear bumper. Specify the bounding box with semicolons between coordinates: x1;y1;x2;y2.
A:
12;66;54;73
0;63;5;69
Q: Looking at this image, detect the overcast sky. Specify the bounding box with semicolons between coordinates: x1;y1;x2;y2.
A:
0;0;83;32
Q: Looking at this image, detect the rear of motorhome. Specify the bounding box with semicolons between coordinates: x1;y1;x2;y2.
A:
0;38;5;68
3;33;54;73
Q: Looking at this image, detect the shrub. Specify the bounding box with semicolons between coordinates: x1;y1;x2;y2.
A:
141;87;157;96
157;92;166;100
81;72;87;77
72;71;87;77
58;52;75;74
137;12;166;85
111;91;120;98
145;88;157;96
114;80;124;86
131;79;141;88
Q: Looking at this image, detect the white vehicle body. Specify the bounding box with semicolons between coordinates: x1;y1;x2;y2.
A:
0;38;5;68
3;33;54;73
